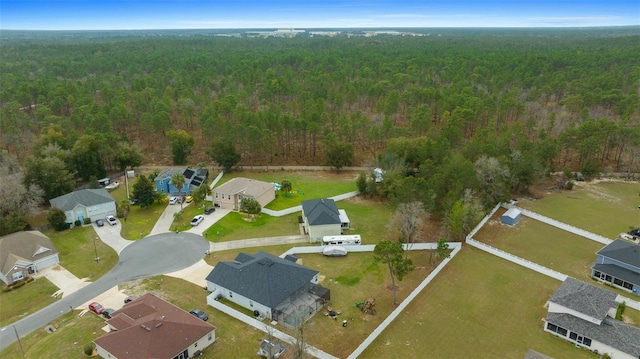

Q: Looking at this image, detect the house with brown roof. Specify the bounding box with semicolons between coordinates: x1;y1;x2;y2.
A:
94;293;217;359
544;277;640;359
0;231;59;285
212;177;275;211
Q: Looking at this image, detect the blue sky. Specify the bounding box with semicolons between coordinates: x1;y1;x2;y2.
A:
1;0;638;30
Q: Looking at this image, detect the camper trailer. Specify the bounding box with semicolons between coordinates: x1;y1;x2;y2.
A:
322;235;361;246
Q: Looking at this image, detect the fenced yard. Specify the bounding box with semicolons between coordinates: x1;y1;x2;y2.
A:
361;246;597;359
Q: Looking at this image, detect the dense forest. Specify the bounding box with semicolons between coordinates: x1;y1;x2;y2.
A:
1;27;639;234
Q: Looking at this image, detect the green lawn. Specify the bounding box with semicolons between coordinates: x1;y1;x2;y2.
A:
475;212;603;282
519;181;640;238
362;246;598;359
0;277;59;327
203;211;301;241
2;309;106;359
44;226;118;280
215;170;358;210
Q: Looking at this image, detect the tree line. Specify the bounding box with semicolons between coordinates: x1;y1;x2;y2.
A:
1;28;639;235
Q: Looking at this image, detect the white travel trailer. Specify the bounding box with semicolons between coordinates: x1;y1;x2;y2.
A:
322;235;361;246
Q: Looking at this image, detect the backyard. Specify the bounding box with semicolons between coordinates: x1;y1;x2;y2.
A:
361;246;598;359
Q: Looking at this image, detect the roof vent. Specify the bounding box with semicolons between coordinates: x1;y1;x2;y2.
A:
140;325;151;331
155;323;162;328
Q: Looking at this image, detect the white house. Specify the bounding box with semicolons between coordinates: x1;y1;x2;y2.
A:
49;188;116;224
206;251;330;327
94;293;217;359
301;198;345;243
0;231;60;285
544;277;640;359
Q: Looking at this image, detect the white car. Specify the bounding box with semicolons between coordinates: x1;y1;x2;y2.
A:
106;215;117;226
190;215;204;226
169;196;178;205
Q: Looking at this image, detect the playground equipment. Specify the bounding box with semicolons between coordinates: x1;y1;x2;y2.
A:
355;298;376;314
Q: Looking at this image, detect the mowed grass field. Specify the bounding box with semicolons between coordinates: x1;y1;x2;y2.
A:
475;211;602;282
519;181;640;238
362;246;597;359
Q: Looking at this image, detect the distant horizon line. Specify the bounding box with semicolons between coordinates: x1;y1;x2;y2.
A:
2;25;639;32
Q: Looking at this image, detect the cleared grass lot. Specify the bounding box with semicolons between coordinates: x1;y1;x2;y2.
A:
519;181;640;238
362;246;597;359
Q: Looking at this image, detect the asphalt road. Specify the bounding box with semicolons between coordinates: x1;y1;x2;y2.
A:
0;232;209;352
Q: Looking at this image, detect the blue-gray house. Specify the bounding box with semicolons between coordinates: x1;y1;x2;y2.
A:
154;168;208;197
591;239;640;296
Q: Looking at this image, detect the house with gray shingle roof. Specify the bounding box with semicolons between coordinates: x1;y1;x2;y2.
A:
592;239;640;296
0;231;59;285
301;198;345;243
205;251;330;327
49;188;116;224
212;177;275;211
544;277;640;359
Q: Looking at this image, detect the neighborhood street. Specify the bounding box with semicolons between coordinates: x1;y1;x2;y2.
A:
0;232;209;352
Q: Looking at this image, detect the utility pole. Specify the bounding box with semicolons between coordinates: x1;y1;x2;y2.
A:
94;237;100;263
1;325;24;359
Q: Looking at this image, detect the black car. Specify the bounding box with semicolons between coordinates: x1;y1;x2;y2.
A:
124;296;137;304
96;219;104;227
189;308;208;321
204;207;215;215
102;308;115;319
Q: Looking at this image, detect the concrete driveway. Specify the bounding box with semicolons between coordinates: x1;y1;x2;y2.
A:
93;220;132;255
185;208;231;236
150;202;192;234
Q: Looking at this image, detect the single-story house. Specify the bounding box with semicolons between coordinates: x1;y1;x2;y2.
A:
212;177;275;211
591;239;640;295
206;251;330;327
155;167;209;196
501;208;521;226
94;293;217;359
301;199;350;243
49;188;116;224
0;231;59;285
544;277;640;359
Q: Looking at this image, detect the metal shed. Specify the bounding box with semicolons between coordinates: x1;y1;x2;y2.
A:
501;208;521;226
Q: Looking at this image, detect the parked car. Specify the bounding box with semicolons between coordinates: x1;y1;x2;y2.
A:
106;215;117;226
204;207;215;215
189;308;208;321
124;296;137;304
102;308;115;319
169;196;178;205
185;195;193;203
190;215;204;226
96;219;104;227
89;302;104;314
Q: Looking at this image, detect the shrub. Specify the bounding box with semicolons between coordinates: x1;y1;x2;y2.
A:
47;207;69;231
565;181;574;190
615;301;626;320
74;220;82;227
83;218;91;225
84;344;95;356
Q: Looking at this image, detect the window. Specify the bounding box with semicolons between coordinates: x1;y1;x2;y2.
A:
215;193;218;198
546;322;567;337
208;333;212;341
11;272;24;282
194;343;198;348
250;301;253;307
569;332;592;347
228;194;231;200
